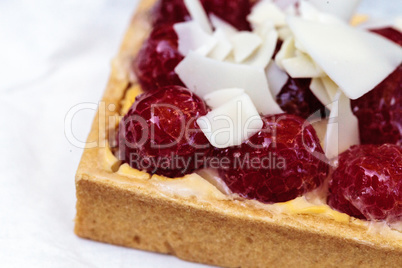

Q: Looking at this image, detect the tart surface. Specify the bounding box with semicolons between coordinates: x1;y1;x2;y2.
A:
75;0;402;266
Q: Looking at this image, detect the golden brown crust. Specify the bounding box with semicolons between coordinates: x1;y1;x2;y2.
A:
76;177;401;267
75;0;402;266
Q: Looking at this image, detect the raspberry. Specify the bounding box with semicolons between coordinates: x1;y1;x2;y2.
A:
276;78;326;119
202;0;251;31
152;0;191;26
273;40;283;59
117;86;211;178
216;114;329;203
370;27;402;46
132;25;184;92
152;0;251;31
351;64;402;145
328;144;402;223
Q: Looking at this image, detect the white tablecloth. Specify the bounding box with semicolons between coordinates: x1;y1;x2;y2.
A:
0;0;399;267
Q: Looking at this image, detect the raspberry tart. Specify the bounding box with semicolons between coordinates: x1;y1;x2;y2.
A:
75;0;402;266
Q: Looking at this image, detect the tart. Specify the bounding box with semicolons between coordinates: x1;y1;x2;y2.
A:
75;0;402;267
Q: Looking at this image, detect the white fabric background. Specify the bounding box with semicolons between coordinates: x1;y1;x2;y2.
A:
0;0;400;267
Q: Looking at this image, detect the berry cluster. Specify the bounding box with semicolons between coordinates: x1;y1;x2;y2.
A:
117;0;402;224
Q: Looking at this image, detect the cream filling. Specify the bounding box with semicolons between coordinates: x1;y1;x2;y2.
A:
151;173;228;200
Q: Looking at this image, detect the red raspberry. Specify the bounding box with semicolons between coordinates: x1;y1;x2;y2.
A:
216;114;329;203
202;0;251;31
132;25;184;92
276;78;326;119
328;144;402;223
273;39;283;59
152;0;251;31
152;0;191;26
117;86;211;178
351;64;402;145
370;27;402;46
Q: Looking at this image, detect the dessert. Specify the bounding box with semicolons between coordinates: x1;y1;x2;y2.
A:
75;0;402;266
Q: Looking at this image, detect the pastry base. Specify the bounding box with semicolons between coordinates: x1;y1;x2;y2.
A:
75;0;402;266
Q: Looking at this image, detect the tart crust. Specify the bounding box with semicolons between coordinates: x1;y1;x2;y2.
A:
74;0;402;266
